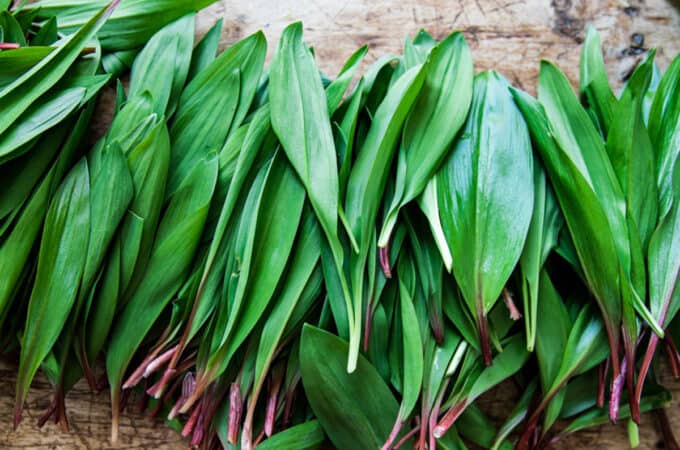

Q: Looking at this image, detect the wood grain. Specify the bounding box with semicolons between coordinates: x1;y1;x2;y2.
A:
2;0;680;448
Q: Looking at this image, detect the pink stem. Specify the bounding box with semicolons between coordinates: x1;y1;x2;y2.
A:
597;356;610;408
228;383;243;444
265;371;284;437
379;244;392;278
433;401;466;439
181;403;202;437
393;424;421;450
502;287;522;320
609;354;628;423
144;345;178;378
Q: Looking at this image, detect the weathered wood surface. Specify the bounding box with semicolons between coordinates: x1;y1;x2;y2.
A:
2;0;680;448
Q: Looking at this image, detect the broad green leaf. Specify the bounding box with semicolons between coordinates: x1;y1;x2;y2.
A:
579;26;616;134
437;71;533;361
0;10;26;45
379;32;473;249
435;334;529;438
15;158;91;415
118;118;172;300
0;1;116;143
0;107;91;329
242;213;321;449
519;165;562;350
457;405;512;450
0;74;109;162
325;45;368;114
535;271;570;392
107;153;217;416
344;62;427;370
300;325;402;450
606;51;657;251
79;144;134;301
255;421;325;450
24;0;218;51
396;277;423;419
270;25;351;349
649;54;680;219
204;152;306;380
0;125;68;222
252;212;321;389
0;47;53;88
188;18;222;82
31;16;58;46
512;87;620;331
561;388;671;435
128;13;194;117
167;31;265;196
648;162;680;328
83;211;143;363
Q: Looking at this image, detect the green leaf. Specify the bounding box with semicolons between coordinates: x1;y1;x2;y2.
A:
107;153;217;408
512;86;623;341
0;74;109;160
648;162;680;328
200;151;306;390
0;107;92;329
167;31;266;196
396;277;424;419
300;325;402;450
31;16;58;46
252;212;321;390
128;13;194;117
188;18;222;82
344;62;427;370
379;32;473;248
325;45;368;114
561;388;671;435
519;165;562;350
15;158;91;414
0;10;26;45
649;54;680;219
0;1;116;143
79;144;134;299
606;51;658;252
25;0;218;52
242;214;321;448
438;71;533;361
579;26;616;134
0;47;53;89
535;271;571;392
255;421;325;450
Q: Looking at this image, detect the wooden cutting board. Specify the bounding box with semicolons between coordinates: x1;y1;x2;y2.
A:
2;0;680;448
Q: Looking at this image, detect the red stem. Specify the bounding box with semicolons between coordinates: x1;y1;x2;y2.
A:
478;311;493;366
597;356;609;408
609;354;628;423
228;383;243;444
433;400;466;438
623;334;640;423
181;403;202;438
379;245;392;278
393;424;421;450
265;369;284;437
